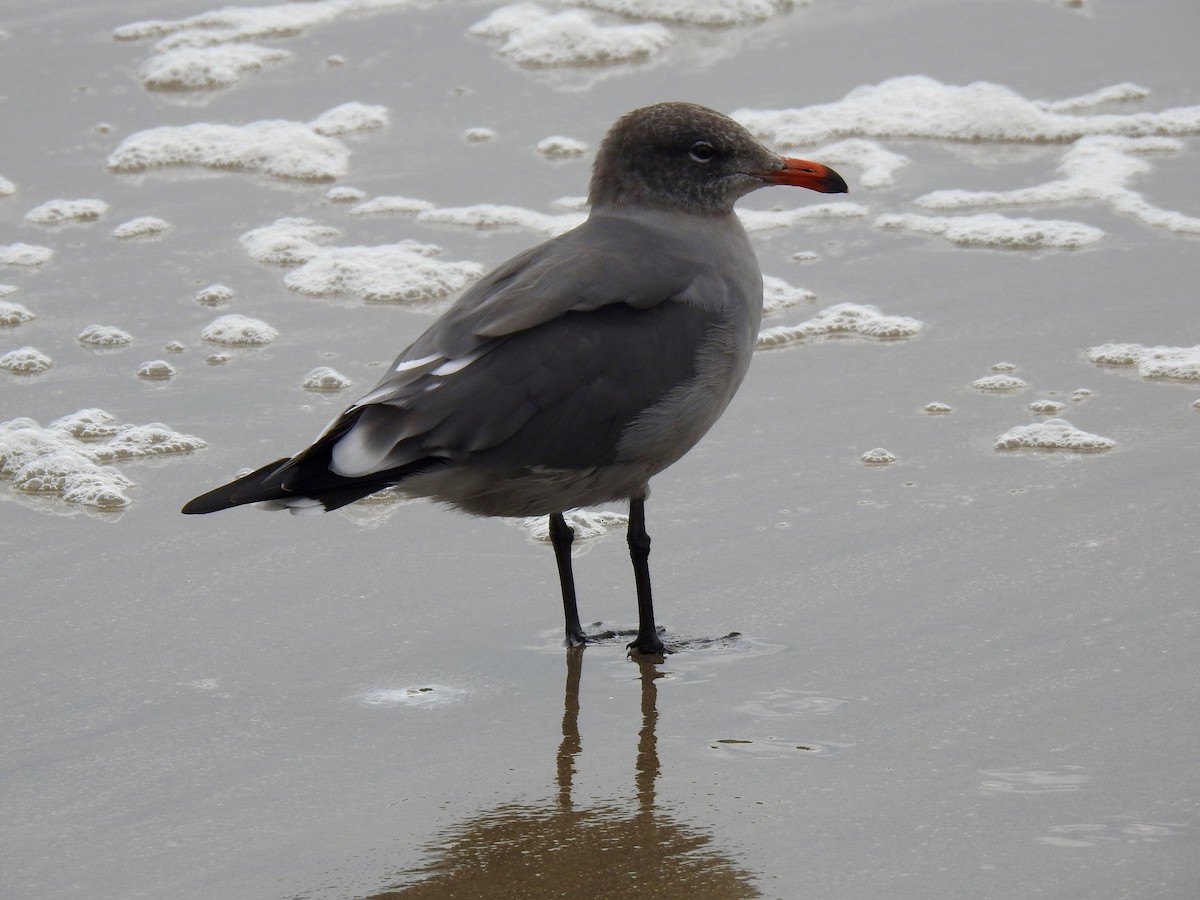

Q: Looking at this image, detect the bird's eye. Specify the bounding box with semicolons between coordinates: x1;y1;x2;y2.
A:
689;141;715;162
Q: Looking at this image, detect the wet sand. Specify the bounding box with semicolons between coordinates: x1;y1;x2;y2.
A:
2;1;1198;897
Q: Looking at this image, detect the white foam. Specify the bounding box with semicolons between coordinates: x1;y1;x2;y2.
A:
569;0;797;26
876;212;1104;249
536;135;588;158
1;411;205;510
91;424;207;460
416;203;584;236
972;374;1029;392
200;314;278;345
916;136;1200;235
324;185;367;203
310;102;389;136
923;402;953;414
302;366;352;391
135;360;176;379
25;198;108;225
115;0;416;89
78;325;134;347
806;139;909;189
284;243;486;305
195;283;235;305
463;127;496;143
0;347;52;373
107;104;386;181
0;174;14;196
352;684;468;708
734;76;1200;145
111;216;171;239
0;299;35;327
737;202;868;232
0;244;52;266
350;196;437;215
761;276;815;317
1029;399;1067;414
520;509;628;548
137;43;290;89
757;303;922;350
239;217;340;264
994;418;1115;452
860;448;896;465
1087;342;1200;381
469;4;674;67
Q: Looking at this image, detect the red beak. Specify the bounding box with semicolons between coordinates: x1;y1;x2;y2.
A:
755;157;848;194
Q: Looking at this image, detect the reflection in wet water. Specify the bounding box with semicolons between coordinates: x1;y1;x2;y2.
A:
362;652;762;899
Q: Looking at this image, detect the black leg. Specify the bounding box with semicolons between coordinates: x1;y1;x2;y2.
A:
627;496;668;655
550;512;587;646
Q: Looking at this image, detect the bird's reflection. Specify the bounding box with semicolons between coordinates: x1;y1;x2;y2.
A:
364;651;761;898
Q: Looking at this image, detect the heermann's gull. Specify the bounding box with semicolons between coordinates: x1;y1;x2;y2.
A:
183;101;847;655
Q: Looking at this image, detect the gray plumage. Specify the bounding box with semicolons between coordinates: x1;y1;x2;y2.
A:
183;101;847;654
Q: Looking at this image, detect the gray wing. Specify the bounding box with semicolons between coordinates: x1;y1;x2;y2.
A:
327;214;736;477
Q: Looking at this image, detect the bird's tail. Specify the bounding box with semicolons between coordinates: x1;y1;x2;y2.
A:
181;408;447;515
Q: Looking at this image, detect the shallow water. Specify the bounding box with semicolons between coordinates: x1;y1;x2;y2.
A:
2;1;1198;898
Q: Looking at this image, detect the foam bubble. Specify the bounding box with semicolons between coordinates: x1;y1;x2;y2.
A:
994;418;1115;452
1;412;205;510
463;127;496;143
415;203;584;236
734;76;1200;145
0;174;14;196
971;374;1029;391
738;202;869;233
923;402;953;414
469;4;674;67
284;243;486;305
50;409;123;440
350;195;436;216
90;424;207;460
0;346;52;373
195;283;235;305
1029;399;1067;414
200;314;278;345
0;244;53;266
310;102;389;136
115;0;413;89
107;104;386;181
324;186;367;203
808;138;909;188
521;508;627;544
1086;342;1200;381
876;212;1104;249
78;324;134;347
353;684;468;708
916;136;1200;235
570;0;796;26
25;198;108;225
112;216;171;239
860;448;896;465
136;360;176;379
0;299;35;327
761;276;816;316
536;135;588;158
757;303;922;350
302;366;352;391
239;217;340;264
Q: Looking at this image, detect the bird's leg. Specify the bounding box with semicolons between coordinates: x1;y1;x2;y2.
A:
550;512;588;646
627;496;668;655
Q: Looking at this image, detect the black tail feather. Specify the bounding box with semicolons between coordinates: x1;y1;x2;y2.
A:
181;407;451;515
